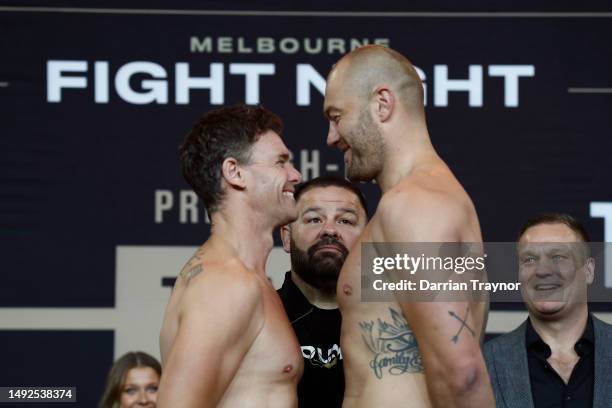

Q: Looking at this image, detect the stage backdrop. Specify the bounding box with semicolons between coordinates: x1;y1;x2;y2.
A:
1;3;611;406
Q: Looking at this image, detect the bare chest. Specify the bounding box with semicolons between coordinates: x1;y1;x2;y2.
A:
548;353;580;384
243;283;303;381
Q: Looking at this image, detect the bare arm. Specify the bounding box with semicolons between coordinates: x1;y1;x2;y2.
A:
157;267;263;407
377;191;494;408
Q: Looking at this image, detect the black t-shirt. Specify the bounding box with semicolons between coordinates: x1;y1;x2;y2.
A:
277;272;344;408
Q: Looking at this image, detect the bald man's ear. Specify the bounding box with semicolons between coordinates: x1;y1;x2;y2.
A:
373;86;395;123
280;225;292;253
221;157;247;189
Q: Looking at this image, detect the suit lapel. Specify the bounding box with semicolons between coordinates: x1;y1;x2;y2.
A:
494;322;535;408
593;316;612;408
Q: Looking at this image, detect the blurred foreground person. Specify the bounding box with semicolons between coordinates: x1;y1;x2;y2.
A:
99;351;161;408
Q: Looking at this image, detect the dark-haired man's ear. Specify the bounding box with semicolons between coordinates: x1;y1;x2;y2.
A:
221;157;247;189
280;225;292;253
373;86;395;122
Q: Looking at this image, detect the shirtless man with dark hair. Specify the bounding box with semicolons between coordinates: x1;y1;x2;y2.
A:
158;104;303;407
323;46;494;407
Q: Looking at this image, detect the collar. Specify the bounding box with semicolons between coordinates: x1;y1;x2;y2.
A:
526;313;594;359
277;271;314;322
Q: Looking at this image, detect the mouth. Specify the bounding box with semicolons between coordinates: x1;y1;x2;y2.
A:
534;283;562;291
316;245;343;254
282;189;294;199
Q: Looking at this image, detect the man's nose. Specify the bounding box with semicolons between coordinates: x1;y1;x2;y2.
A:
288;162;302;184
534;260;554;277
319;220;340;240
327;123;340;147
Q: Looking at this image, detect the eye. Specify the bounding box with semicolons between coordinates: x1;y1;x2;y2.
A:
521;256;536;265
338;218;354;225
552;254;566;262
306;217;322;224
146;386;158;393
124;388;137;395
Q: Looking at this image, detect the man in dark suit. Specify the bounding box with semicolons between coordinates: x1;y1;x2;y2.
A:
484;213;612;408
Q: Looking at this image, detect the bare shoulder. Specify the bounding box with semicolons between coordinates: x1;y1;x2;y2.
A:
375;173;477;242
179;258;263;318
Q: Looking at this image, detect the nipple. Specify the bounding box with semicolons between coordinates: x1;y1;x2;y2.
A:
343;284;353;296
283;364;293;373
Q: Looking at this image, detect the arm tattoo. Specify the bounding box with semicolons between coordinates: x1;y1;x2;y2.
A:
359;307;423;379
179;251;205;284
448;306;476;344
180;264;203;284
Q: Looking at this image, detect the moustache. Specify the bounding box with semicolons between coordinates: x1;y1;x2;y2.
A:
307;237;349;259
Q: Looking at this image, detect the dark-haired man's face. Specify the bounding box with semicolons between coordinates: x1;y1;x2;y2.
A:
283;186;366;292
246;131;302;227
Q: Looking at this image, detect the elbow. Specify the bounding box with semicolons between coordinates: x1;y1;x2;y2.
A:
432;355;488;397
448;360;486;397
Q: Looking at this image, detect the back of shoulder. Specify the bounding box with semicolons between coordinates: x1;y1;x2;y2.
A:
381;178;471;217
376;181;473;242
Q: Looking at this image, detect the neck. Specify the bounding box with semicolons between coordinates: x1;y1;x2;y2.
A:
375;120;438;192
290;270;338;310
529;304;589;353
210;205;275;275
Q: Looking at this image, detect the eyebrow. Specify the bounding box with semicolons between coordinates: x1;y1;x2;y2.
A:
301;207;358;216
519;246;572;256
324;106;339;119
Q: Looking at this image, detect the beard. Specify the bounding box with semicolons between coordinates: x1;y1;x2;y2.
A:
345;108;385;182
290;236;349;293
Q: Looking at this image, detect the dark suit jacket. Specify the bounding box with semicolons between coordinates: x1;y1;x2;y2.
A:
483;315;612;408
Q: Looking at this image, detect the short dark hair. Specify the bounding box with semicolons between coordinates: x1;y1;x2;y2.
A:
99;351;161;408
179;104;283;214
518;213;591;243
293;176;368;215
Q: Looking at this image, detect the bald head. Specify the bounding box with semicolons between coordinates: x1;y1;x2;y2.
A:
326;45;425;120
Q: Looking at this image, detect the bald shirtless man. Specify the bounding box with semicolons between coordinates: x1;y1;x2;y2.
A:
158;104;303;407
323;46;494;407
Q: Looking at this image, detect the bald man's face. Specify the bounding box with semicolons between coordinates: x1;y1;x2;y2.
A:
324;66;385;182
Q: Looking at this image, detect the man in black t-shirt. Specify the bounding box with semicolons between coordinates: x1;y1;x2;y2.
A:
278;176;367;407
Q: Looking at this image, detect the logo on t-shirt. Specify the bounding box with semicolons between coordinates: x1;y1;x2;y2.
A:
301;344;343;368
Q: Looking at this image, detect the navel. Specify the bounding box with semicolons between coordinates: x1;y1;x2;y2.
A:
342;284;353;296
